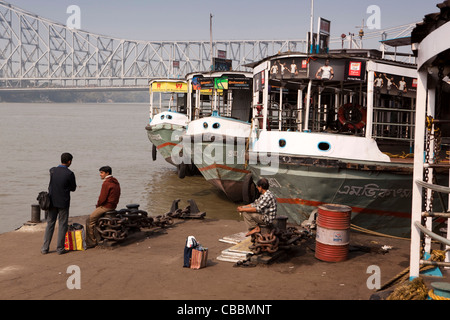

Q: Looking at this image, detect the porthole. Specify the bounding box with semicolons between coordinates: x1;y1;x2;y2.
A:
279;139;287;148
212;122;220;129
318;142;331;152
160;115;165;120
167;115;172;120
203;122;208;129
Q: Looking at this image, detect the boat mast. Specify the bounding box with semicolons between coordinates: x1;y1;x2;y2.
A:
210;13;214;71
310;0;314;54
303;0;314;130
210;13;218;112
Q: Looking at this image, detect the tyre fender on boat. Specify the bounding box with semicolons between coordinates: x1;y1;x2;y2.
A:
177;163;187;179
242;173;259;204
152;144;157;161
337;103;367;130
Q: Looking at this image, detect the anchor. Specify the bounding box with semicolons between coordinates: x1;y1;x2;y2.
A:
166;199;206;219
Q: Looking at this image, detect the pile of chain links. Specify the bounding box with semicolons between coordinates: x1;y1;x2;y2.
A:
96;204;173;242
249;226;311;254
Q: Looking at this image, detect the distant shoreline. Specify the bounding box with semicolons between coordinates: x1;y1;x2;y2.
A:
0;90;148;104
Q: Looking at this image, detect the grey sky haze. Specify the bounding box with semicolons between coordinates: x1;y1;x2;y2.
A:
3;0;441;47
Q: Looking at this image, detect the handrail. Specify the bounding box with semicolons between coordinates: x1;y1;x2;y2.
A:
414;221;450;247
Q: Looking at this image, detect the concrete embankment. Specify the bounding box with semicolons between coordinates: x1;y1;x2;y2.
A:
0;215;447;301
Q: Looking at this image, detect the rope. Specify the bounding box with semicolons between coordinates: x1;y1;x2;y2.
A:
386;277;429;300
383;151;414;159
378;249;446;298
350;224;410;240
428;290;450;300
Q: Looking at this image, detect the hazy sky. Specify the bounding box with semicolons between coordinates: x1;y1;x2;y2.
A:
4;0;441;45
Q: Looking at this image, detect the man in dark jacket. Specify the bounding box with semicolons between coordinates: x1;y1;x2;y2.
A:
41;153;77;255
85;166;121;247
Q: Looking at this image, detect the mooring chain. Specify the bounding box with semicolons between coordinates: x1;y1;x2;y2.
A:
249;227;309;254
95;207;174;243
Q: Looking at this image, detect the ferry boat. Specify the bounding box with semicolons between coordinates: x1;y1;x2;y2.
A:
178;71;253;201
145;79;190;167
246;50;447;237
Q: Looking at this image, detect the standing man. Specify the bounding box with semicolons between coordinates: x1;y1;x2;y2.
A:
237;178;277;236
85;166;121;247
41;152;77;255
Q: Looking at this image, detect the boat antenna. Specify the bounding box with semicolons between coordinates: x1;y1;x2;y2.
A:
310;0;314;54
210;13;214;72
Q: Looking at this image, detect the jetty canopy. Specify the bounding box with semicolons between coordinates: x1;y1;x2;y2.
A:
409;0;450;280
380;36;411;47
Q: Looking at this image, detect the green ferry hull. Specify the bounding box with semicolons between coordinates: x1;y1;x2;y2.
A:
146;123;184;165
187;136;250;202
249;155;430;237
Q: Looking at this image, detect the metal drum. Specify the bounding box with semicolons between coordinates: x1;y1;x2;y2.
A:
315;204;352;262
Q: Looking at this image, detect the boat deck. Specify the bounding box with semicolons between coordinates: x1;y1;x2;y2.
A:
389;157;414;164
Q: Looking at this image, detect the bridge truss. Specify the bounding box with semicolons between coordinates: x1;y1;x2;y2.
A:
0;2;306;89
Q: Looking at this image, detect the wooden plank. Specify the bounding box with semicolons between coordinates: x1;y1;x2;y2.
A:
219;232;247;244
228;237;252;254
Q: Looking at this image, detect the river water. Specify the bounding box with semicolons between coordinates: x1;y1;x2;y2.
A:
0;103;239;234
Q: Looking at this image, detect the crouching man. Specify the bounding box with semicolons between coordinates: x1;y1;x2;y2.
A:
237;178;277;236
86;166;121;248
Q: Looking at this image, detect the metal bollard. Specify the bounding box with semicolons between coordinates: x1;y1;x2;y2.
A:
273;215;288;231
31;204;41;223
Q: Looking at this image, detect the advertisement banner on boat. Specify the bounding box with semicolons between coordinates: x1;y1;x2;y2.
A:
309;58;366;81
269;57;366;82
373;72;417;98
192;76;251;91
254;71;265;92
151;81;188;93
269;57;309;80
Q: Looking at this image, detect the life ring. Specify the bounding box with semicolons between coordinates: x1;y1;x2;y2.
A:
338;104;367;130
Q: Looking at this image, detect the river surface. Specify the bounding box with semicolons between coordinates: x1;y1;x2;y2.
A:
0;103;240;234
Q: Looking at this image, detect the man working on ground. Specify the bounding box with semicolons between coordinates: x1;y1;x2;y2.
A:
237;178;277;236
41;152;77;255
85;166;121;247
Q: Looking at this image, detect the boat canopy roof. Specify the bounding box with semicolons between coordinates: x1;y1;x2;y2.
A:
249;50;417;93
245;49;416;69
412;0;450;71
185;70;252;80
149;78;189;93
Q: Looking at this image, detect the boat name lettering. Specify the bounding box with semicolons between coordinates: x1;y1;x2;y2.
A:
337;184;411;199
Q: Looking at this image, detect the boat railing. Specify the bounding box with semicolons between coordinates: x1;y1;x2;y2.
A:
372;105;415;142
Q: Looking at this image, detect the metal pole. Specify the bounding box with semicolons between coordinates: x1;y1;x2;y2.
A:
366;70;374;138
310;0;314;54
210;14;214;71
410;70;428;280
304;80;312;131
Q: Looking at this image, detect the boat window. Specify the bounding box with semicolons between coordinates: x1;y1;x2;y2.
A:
212;122;220;129
203;122;208;129
279;139;287;148
160;115;165;120
318;142;331;151
167;115;172;120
